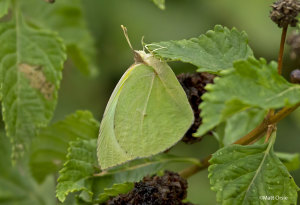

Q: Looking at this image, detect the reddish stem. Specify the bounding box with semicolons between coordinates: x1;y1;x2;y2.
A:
277;26;288;75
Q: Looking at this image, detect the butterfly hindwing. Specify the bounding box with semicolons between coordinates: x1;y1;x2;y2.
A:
97;52;194;169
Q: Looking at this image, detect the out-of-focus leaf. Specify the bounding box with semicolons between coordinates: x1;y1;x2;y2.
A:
0;13;66;158
0;0;9;18
196;57;300;137
0;132;56;205
21;0;97;76
277;152;300;172
209;134;299;204
222;108;266;146
151;0;165;10
147;25;253;74
30;110;99;183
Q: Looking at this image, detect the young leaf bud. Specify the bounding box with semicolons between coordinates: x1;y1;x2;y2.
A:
290;69;300;83
270;0;300;27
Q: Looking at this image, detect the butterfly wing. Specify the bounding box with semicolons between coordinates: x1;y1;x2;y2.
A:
98;54;194;169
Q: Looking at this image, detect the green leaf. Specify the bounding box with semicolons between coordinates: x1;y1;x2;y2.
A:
97;51;194;169
151;0;165;10
0;132;56;205
213;108;266;148
56;139;98;203
146;25;253;74
0;13;66;158
97;183;134;204
30;110;99;183
21;0;97;76
222;108;266;146
57;136;200;203
209;134;299;204
0;0;10;18
277;152;300;172
196;57;300;137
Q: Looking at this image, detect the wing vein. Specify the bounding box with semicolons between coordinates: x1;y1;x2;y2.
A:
139;73;155;156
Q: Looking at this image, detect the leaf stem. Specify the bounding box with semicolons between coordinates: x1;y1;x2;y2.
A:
179;155;211;179
265;26;288;130
179;102;300;178
264;124;276;143
277;26;288;75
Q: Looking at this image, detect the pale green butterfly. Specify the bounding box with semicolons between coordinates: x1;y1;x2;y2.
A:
97;26;194;169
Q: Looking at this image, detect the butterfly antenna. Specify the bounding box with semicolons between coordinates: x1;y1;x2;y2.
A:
121;25;134;51
121;25;145;63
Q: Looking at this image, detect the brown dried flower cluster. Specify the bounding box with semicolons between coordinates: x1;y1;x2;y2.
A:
105;171;193;205
270;0;300;27
177;73;215;144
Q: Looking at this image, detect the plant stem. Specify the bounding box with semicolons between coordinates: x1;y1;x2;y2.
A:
179;102;300;179
277;26;288;75
265;26;288;129
234;102;300;144
179;155;211;179
264;124;276;143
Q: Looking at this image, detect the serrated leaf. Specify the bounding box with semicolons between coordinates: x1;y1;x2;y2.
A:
151;0;165;10
0;132;55;205
146;25;253;74
0;0;10;18
277;152;300;172
30;110;99;183
21;0;97;76
97;51;194;169
196;57;300;137
0;13;66;158
56;139;98;202
209;134;299;204
57;136;200;203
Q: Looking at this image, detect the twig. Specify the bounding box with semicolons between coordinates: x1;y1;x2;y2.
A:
179;102;300;178
179;155;211;179
234;103;300;145
266;26;288;125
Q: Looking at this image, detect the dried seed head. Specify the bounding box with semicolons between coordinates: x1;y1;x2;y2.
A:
290;69;300;83
106;171;191;205
270;0;300;27
287;31;300;59
177;73;215;144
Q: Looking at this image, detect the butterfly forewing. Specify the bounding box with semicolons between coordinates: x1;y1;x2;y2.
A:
97;52;194;169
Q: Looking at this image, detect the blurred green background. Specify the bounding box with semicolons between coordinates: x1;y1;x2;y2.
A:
52;0;300;204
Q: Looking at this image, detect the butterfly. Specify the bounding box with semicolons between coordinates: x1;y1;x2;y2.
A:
97;26;194;169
